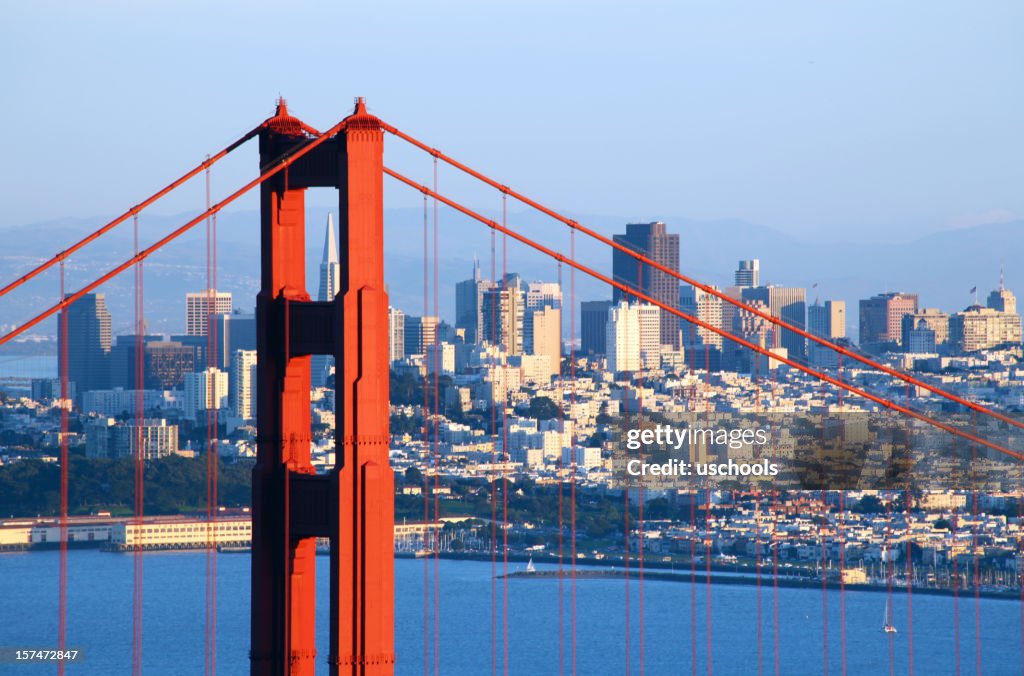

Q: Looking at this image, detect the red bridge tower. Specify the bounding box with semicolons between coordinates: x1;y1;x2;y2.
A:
251;98;394;675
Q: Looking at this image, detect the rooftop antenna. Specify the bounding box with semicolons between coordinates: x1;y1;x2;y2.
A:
1000;261;1005;291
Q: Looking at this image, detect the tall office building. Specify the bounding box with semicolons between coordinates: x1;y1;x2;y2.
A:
525;282;562;310
859;292;918;353
729;299;781;372
183;367;229;420
742;285;807;359
807;300;846;367
636;304;662;368
808;300;846;339
679;284;724;348
404;315;439;357
213;311;256;370
580;300;613;355
606;301;641;372
987;273;1017;315
109;334;163;390
612;222;680;348
58;292;112;397
230;349;258;420
185;290;232;337
525;305;561;379
312;214;340;387
735;259;760;288
481;279;524;355
455;259;494;344
388;306;405;363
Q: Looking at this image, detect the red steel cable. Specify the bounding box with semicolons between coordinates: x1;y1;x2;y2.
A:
432;157;441;676
953;505;961;676
421;193;431;675
904;387;914;676
569;227;578;676
704;345;712;676
0;130;259;301
381;166;1023;462
132;212;145;676
623;378;631;676
972;411;981;676
501;194;510;676
380;123;1024;433
688;323;698;676
57;261;69;676
837;356;847;676
821;490;829;676
886;495;895;676
561;256;569;671
0;120;350;349
635;258;646;676
490;225;498;676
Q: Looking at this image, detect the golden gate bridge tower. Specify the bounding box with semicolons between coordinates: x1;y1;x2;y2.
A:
251;98;394;675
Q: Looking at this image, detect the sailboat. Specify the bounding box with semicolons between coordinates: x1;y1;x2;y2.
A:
883;599;897;634
526;555;537;574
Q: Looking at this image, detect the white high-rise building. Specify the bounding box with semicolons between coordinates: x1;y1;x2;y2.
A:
637;304;661;368
186;290;233;337
389;306;405;363
312;214;340;388
184;367;229;420
606;301;641;372
231;350;258;420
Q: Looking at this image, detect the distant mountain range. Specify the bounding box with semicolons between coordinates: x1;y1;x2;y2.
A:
1;208;1020;344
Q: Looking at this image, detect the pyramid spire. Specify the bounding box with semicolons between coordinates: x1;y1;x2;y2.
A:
322;213;338;265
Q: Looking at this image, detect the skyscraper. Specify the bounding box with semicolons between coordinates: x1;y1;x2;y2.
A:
318;213;340;302
185;290;232;337
455;259;493;344
58;292;112;397
606;301;641;372
312;214;339;387
525;305;561;379
741;285;807;360
987;270;1017;315
859;292;918;353
388;306;405;363
679;284;724;348
808;300;846;339
404;315;439;357
231;349;258;420
580;300;613;355
481;278;524;355
735;259;760;288
183;367;229;420
612;222;680;348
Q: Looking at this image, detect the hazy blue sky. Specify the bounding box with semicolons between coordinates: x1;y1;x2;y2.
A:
2;1;1021;239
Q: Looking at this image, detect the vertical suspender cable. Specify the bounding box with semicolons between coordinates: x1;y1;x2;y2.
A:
904;384;914;676
557;258;565;676
569;227;578;676
688;323;698;676
491;225;498;676
58;261;69;676
838;355;847;676
432;156;441;676
421;193;431;675
132;211;144;676
501;193;510;676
